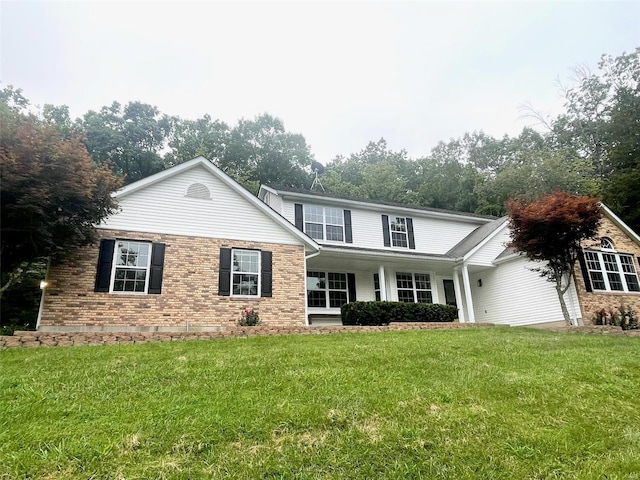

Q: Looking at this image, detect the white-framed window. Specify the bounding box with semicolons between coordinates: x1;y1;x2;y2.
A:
304;205;344;242
390;216;408;248
373;273;381;301
111;240;151;293
601;237;614;250
232;249;260;296
307;271;348;308
396;272;433;303
584;247;640;293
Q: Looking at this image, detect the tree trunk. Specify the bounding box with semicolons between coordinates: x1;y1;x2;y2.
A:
555;284;573;326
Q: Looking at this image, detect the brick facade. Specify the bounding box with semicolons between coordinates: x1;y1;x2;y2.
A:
39;229;307;329
574;216;640;324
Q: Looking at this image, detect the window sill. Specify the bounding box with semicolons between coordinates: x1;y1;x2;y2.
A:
590;290;640;295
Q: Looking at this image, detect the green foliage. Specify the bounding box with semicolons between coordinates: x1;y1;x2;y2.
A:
592;305;639;330
82;101;172;184
341;301;457;325
219;114;314;193
0;258;46;332
1;330;639;478
238;308;261;326
0;88;121;298
164;114;230;167
507;192;602;325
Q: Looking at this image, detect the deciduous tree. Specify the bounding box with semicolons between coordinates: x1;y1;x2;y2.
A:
0;89;121;299
507;192;602;325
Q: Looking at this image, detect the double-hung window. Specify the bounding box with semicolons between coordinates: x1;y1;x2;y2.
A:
304;205;344;241
396;272;433;303
382;215;415;249
390;217;408;247
95;239;165;295
307;271;349;308
583;242;640;293
373;273;381;301
112;241;151;293
232;249;260;296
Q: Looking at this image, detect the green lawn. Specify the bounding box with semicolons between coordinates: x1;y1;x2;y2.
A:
1;328;639;479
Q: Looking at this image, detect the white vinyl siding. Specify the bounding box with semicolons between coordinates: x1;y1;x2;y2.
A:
470;257;581;326
466;227;510;265
101;166;303;245
280;199;485;254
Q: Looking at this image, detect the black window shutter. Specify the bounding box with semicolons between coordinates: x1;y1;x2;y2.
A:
344;210;353;243
407;217;415;250
577;250;592;292
294;204;303;231
94;239;115;292
218;248;232;296
382;215;391;247
261;250;273;297
347;273;357;302
148;243;166;294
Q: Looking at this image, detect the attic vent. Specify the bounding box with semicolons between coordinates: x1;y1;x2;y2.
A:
186;183;211;200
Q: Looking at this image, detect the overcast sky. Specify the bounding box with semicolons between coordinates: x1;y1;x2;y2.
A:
2;1;638;162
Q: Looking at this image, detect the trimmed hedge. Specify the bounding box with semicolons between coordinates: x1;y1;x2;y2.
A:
341;301;458;326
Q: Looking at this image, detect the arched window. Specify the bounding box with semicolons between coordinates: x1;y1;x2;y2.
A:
185;183;211;200
600;237;614;250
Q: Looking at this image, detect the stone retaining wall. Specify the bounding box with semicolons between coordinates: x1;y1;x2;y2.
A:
2;323;637;349
1;322;494;348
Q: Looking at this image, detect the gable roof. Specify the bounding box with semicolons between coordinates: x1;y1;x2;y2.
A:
259;185;496;223
446;216;509;259
113;157;320;252
601;204;640;246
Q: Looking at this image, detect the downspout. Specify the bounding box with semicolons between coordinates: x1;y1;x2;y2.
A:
303;249;322;326
35;257;51;330
461;263;476;323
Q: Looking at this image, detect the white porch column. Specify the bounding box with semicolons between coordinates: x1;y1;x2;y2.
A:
452;267;465;323
378;265;387;301
461;263;476;323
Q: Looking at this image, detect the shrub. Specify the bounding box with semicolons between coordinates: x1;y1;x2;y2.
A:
618;305;638;331
341;301;458;326
238;308;261;326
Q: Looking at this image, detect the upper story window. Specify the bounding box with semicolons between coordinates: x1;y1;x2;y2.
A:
382;215;415;249
600;237;614;250
295;203;353;243
390;217;408;247
302;205;345;241
583;241;640;293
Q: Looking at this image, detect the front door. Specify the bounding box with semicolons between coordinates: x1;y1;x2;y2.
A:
443;279;457;307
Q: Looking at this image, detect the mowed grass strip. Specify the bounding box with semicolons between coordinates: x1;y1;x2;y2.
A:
1;328;639;479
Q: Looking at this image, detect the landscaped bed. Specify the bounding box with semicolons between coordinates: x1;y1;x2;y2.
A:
1;328;639;479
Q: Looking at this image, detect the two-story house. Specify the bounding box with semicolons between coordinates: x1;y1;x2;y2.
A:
37;157;640;332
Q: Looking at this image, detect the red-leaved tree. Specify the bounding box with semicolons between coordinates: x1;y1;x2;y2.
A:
1;88;121;299
506;192;602;325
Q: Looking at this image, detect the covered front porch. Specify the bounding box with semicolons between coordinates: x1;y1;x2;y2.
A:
304;247;479;325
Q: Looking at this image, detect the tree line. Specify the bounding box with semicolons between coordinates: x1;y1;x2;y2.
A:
1;47;638;330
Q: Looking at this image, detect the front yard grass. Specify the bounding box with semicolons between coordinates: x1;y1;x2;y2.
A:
1;328;639;479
